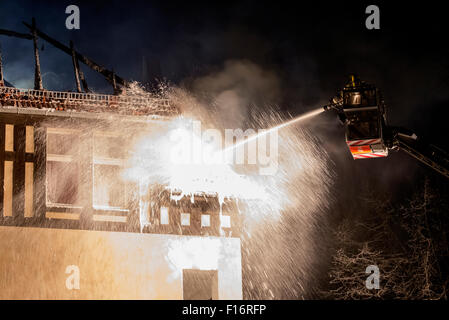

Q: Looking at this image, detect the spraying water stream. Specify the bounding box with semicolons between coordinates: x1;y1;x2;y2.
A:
223;108;324;153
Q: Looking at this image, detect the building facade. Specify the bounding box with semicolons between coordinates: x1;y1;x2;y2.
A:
0;87;242;299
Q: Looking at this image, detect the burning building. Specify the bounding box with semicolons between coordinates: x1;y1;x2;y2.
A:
0;20;242;300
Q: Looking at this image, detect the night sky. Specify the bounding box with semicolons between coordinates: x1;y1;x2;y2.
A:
1;1;448;115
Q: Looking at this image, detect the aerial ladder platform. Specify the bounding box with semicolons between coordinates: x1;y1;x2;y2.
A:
323;74;449;179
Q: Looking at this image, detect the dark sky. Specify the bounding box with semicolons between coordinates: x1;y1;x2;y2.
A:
1;0;449;186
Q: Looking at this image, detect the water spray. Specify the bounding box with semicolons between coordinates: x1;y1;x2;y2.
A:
223;107;324;153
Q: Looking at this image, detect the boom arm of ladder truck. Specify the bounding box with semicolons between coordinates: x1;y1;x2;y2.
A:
390;127;449;179
322;76;449;179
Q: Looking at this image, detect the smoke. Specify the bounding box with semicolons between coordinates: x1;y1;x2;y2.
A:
186;60;281;128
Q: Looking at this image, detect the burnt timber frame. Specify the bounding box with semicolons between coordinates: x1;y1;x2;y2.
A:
0;111;241;238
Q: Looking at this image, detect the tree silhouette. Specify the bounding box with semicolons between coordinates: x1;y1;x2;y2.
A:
324;177;448;299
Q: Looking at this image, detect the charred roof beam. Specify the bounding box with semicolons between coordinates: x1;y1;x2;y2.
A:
0;28;33;40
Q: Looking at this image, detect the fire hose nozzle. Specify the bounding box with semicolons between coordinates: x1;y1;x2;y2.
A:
323;103;342;112
323;104;333;111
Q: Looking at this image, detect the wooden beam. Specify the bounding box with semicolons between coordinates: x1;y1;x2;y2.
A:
31;18;43;90
0;42;4;86
0;28;33;40
79;68;90;93
70;41;82;93
70;41;91;92
112;69;120;95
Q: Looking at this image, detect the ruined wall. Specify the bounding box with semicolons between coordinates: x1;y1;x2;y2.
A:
0;226;242;299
